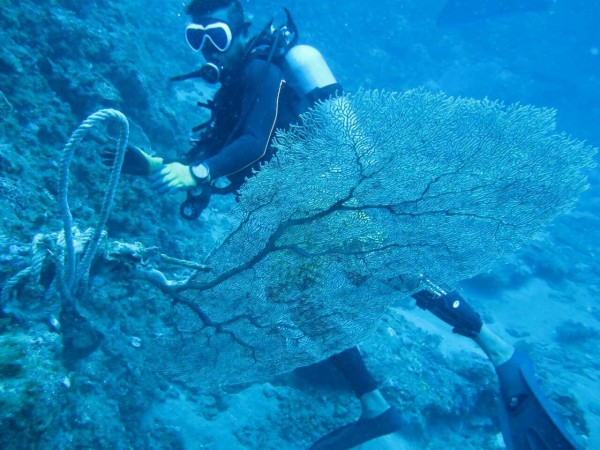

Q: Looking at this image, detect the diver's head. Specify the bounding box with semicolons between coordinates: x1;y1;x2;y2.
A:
185;0;251;82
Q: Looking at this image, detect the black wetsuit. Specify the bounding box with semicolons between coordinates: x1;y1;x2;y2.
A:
187;53;304;191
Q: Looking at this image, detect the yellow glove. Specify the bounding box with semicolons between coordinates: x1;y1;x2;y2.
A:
150;162;197;193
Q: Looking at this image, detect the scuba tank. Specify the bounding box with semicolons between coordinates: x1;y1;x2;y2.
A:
283;45;340;105
262;9;341;103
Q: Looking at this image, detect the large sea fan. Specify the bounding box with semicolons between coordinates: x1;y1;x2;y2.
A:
154;89;596;387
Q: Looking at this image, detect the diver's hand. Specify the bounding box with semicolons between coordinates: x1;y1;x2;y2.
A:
150;162;197;194
101;145;163;176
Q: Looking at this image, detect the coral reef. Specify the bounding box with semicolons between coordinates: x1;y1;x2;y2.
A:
0;326;66;449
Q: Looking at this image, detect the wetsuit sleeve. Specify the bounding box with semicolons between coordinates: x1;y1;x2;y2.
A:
203;59;285;179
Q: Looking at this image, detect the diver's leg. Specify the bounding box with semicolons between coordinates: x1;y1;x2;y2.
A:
310;347;404;450
329;347;384;418
412;286;582;449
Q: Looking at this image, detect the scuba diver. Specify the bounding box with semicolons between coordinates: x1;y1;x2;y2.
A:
108;0;339;221
103;1;405;446
103;0;581;448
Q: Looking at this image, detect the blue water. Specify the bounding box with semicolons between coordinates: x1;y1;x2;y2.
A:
260;0;600;147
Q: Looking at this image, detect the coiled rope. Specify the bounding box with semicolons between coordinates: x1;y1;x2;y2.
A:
1;233;52;306
2;110;129;309
57;109;129;301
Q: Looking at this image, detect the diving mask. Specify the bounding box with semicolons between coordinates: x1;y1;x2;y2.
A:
186;20;233;53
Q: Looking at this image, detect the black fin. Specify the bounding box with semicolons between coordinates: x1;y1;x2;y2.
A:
496;349;582;450
310;407;404;450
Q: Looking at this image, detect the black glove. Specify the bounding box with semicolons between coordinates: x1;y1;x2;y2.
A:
101;144;163;176
411;289;483;338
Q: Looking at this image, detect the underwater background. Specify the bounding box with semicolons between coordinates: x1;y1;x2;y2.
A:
0;0;598;448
